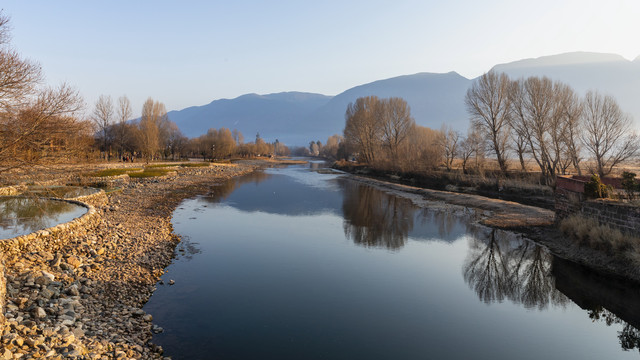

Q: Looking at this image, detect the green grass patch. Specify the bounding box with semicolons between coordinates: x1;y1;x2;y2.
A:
87;168;142;177
128;169;173;178
179;162;210;168
145;164;176;168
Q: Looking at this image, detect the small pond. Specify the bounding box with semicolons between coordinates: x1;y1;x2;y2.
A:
0;197;87;239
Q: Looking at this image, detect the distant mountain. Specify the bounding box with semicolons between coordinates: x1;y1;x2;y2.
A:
492;52;640;126
167;52;640;146
306;72;471;143
166;92;332;145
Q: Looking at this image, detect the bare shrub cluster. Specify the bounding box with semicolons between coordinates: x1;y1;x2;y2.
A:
559;215;640;257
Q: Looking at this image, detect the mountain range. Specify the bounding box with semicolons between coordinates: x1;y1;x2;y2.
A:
167;52;640;146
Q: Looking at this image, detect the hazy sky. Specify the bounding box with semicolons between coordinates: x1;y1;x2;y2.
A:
2;0;639;116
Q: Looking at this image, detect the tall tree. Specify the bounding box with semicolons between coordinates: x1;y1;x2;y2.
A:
344;96;384;164
114;95;132;158
137;98;168;162
465;71;512;174
92;94;114;159
381;97;415;166
581;91;639;177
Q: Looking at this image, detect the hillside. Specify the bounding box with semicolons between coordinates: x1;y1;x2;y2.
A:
167;52;640;145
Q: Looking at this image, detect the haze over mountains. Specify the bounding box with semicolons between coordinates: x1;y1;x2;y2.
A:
168;52;640;145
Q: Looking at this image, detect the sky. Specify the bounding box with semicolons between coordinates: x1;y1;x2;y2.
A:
2;0;639;117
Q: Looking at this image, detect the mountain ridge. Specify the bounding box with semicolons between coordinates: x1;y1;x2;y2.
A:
168;52;640;145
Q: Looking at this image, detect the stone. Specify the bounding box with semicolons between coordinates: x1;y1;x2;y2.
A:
34;276;51;286
66;256;82;269
34;307;47;319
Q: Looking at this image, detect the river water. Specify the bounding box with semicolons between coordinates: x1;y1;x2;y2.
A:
144;162;640;359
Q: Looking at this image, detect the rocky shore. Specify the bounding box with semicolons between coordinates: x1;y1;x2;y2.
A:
0;163;255;359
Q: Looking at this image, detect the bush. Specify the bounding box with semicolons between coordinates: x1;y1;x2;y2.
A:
559;215;639;256
584;174;611;199
622;171;638;200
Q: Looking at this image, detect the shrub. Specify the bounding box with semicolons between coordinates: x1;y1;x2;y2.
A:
621;171;638;200
584;174;611;199
559;214;640;256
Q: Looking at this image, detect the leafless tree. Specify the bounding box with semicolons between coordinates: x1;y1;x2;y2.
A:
438;124;459;171
0;12;90;172
581;91;639;177
344;96;384;164
465;71;512;174
459;127;482;173
381;97;415;166
553;83;583;175
136;98;168;162
113;95;132;158
92;94;114;158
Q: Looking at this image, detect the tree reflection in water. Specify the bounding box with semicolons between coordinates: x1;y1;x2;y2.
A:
203;171;271;204
463;228;569;309
341;180;414;250
466;229;640;352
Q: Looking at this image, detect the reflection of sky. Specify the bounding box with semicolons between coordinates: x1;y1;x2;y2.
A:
0;197;87;239
216;170;343;216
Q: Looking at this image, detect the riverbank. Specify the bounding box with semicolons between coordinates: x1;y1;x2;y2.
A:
343;173;640;285
0;162;257;359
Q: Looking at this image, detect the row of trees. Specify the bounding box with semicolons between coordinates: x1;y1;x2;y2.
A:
466;71;639;182
93;94;290;161
0;12;291;173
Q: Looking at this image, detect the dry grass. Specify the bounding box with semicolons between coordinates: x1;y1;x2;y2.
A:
559;215;640;259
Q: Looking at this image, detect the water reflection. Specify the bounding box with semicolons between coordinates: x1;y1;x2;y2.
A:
204;171;272;204
339;179;477;249
0;196;87;238
341;179;414;249
553;257;640;352
463;229;569;309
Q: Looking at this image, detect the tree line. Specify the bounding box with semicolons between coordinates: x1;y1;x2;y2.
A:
466;71;639;182
338;73;639;184
0;12;289;173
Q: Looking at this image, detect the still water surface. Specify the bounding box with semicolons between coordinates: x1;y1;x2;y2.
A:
0;197;87;239
144;163;640;359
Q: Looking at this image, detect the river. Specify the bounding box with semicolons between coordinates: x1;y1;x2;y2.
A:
144;161;640;359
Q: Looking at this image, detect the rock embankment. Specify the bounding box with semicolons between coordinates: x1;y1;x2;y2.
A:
0;163;254;359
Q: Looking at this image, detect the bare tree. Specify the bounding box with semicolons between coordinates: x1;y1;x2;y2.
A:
92;95;114;159
553;83;583;175
459;127;483;173
381;97;415;166
136;98;168;162
465;71;512;174
344;96;384;164
438;124;459;171
0;13;89;172
0;84;87;172
581;91;639;177
113;95;132;158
